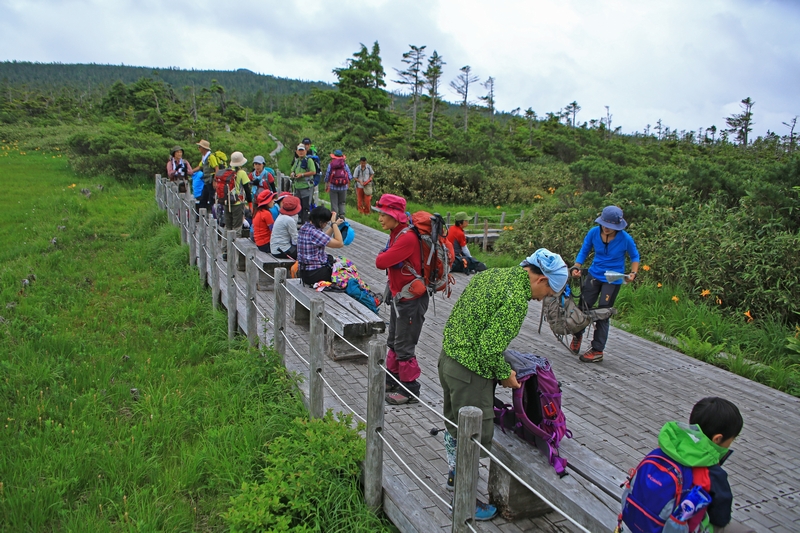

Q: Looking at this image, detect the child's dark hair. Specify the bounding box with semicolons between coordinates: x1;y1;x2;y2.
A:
309;206;332;229
689;397;743;442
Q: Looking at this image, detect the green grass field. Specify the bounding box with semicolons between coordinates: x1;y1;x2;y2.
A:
0;144;392;532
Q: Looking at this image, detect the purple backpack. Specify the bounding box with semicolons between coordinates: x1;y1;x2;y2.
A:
493;350;572;476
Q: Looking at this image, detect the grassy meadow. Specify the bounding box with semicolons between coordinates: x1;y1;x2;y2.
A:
0;144;392;532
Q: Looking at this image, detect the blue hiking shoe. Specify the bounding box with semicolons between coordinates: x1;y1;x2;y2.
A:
475;500;498;521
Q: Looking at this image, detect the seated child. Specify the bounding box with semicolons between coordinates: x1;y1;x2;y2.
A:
618;397;753;533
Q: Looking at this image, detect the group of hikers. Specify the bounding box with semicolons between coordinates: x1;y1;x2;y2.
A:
166;141;749;532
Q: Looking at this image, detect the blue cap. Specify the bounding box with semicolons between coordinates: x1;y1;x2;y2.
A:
520;248;568;293
595;205;627;230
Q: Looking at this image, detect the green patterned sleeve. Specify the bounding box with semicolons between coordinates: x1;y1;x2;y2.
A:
477;287;528;380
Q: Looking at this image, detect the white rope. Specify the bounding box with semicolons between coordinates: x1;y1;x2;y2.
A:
233;240;246;256
470;438;591;533
318;316;370;358
379;363;454;428
378;432;453;510
466;522;479;533
254;304;267;320
280;330;309;366
253;261;275;281
233;278;247;298
317;371;366;423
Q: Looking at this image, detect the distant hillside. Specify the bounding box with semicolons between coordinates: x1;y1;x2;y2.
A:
0;61;333;102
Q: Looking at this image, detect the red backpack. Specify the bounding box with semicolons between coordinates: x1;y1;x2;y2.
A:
328;158;349;186
395;212;455;300
214;169;239;203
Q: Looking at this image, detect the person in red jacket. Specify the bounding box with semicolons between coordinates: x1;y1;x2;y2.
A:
375;194;428;405
252;190;275;253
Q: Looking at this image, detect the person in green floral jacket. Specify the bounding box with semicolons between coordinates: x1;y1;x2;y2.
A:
437;248;568;521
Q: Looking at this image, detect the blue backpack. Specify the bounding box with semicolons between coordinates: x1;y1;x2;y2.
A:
618;447;711;533
309;154;322;186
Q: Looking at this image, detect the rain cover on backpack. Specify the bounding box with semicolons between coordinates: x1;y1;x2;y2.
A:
543;287;617;335
493;350;572;476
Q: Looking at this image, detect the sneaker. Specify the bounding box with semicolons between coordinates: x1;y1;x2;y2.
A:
385;392;419;405
385;380;399;393
569;334;582;354
475;500;498;521
579;349;604;363
446;469;455;492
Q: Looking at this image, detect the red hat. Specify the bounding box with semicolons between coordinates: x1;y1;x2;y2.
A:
256;190;276;207
375;194;408;223
275;191;293;203
279;195;302;216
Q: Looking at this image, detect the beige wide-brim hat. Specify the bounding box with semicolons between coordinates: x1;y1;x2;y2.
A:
230;151;247;167
196;139;211;151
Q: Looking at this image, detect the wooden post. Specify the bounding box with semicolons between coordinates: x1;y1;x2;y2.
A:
520;210;524;219
198;209;207;285
452;406;483;533
161;177;168;212
309;298;325;419
274;267;287;364
189;204;197;267
155;174;161;209
482;219;489;253
246;251;258;346
178;194;187;245
500;212;506;225
473;212;479;225
208;219;219;307
365;340;386;512
446;212;451;225
227;230;237;340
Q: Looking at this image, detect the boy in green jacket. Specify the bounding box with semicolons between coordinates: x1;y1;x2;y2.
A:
438;248;568;521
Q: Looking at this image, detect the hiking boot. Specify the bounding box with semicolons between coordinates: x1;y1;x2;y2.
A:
475;500;498;521
569;334;583;354
446;469;455;491
385;392;420;405
579;349;604;363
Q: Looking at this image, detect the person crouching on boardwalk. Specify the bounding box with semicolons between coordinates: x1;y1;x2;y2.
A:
438;248;568;521
375;194;429;406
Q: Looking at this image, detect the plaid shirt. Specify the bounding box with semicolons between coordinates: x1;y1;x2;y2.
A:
297;223;331;270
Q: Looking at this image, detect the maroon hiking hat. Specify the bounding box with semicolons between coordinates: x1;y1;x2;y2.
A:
375;194;408;223
280;195;302;216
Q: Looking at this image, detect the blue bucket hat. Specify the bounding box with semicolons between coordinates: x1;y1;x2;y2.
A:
339;221;355;245
596;205;627;231
520;248;568;293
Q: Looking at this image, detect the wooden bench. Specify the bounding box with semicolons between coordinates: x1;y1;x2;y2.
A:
285;278;386;361
233;238;295;291
487;428;624;530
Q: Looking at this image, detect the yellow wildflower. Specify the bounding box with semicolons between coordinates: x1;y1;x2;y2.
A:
700;289;711;297
642;265;650;271
657;283;662;288
716;297;722;305
744;310;753;322
671;296;679;303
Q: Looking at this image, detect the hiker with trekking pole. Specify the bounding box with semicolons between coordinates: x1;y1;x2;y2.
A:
570;205;640;363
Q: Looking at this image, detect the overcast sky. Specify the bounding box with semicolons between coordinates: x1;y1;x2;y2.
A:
2;0;799;136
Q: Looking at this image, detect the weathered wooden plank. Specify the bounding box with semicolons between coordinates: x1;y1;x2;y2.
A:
488;423;618;531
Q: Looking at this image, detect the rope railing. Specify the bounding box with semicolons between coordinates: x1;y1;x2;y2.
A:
253;261;276;282
378;431;453;510
318;316;370;359
233;278;247;299
470;437;591;533
317;371;367;423
254;303;267;320
281;330;309;366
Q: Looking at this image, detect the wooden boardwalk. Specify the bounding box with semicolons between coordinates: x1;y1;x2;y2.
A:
189;204;798;531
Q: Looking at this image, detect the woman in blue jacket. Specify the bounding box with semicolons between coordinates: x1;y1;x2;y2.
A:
570;205;640;363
